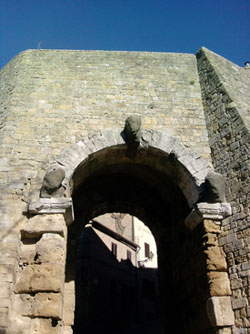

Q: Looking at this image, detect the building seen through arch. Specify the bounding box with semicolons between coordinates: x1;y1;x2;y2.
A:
73;213;161;334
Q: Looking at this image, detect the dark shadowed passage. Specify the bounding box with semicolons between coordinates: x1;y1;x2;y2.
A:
73;221;162;334
64;145;211;334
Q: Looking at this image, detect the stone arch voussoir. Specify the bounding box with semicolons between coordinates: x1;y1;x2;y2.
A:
25;128;234;333
42;128;211;208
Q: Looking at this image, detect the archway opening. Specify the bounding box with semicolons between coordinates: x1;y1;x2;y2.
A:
65;145;210;334
74;213;161;334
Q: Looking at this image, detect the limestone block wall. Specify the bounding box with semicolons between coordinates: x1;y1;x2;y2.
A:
0;49;212;333
3;47;249;332
0;49;210;159
197;48;250;332
197;48;250;129
9;214;67;333
0;49;212;231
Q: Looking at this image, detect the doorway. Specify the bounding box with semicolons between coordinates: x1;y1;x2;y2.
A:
63;144;211;333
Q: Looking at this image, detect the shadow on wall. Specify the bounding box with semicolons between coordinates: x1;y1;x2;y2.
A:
73;226;163;334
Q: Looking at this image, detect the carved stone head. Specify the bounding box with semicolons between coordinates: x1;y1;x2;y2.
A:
40;164;65;198
199;171;226;203
122;115;142;145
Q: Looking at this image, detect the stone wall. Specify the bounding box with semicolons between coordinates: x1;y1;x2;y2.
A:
0;48;211;242
0;50;212;334
0;49;210;165
197;48;250;333
13;215;66;333
0;47;248;333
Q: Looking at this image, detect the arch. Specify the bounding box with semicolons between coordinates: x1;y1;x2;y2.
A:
49;128;211;208
61;131;212;333
24;127;233;334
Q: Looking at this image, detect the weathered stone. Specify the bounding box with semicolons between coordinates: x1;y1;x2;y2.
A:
12;294;33;316
30;318;61;334
207;272;232;296
12;292;62;319
197;48;250;329
36;233;65;264
0;264;14;283
63;326;73;334
7;313;31;334
200;171;226;203
0;298;10;308
19;243;36;264
63;281;75;326
204;220;221;234
28;197;73;217
21;214;66;238
0;308;8;327
205;246;227;271
185;203;231;230
40;164;65;198
0;282;10;298
15;264;64;293
230;278;243;290
231;297;248;310
207;296;234;326
32;293;63;318
1;47;250;332
203;232;218;246
217;329;233;334
121;115;142;146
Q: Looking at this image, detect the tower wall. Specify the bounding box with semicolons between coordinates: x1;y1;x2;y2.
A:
197;47;250;331
0;49;212;228
0;47;249;333
0;49;211;332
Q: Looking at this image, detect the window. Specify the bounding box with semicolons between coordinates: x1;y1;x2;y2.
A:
111;242;117;257
127;250;132;261
144;242;150;258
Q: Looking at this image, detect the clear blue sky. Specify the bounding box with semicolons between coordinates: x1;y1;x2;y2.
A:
1;0;249;68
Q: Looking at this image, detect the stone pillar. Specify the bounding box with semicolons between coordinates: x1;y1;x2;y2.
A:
185;202;235;334
8;198;72;334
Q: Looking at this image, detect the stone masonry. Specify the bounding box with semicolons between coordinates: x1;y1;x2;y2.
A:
0;47;249;333
197;48;250;332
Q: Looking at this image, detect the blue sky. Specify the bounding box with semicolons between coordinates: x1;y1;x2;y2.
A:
1;0;249;68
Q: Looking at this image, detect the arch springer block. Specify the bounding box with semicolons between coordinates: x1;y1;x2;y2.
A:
185;202;232;230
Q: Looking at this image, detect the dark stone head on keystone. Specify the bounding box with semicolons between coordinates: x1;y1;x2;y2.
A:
121;115;142;146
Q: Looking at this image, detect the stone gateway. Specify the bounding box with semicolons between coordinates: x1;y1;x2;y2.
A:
0;47;249;334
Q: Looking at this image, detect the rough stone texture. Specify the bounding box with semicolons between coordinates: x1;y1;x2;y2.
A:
12;292;63;318
32;293;63;318
121;115;142;146
40;164;65;198
7;316;62;334
62;281;75;327
205;246;228;271
0;47;249;332
197;47;250;331
35;233;65;264
8;214;66;333
207;296;235;327
20;214;66;238
0;51;211;334
63;326;73;334
204;220;222;234
200;171;226;203
208;271;232;296
30;318;62;334
0;49;210;162
15;264;64;293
